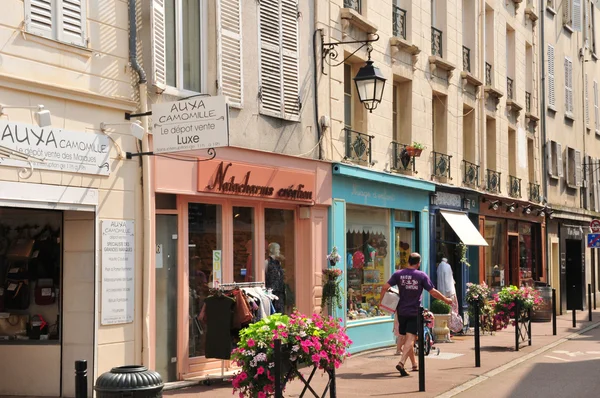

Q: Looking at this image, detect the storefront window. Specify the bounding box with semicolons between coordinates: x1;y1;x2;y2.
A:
188;203;222;358
394;226;413;270
484;219;506;289
265;209;295;314
233;207;254;283
346;205;390;320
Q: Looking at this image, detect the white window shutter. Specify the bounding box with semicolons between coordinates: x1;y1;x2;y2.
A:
281;0;300;119
151;0;167;91
564;0;573;25
25;0;54;39
595;81;599;133
259;0;284;118
556;142;564;178
575;149;582;187
548;45;556;108
585;74;590;125
547;141;554;177
595;157;600;212
565;57;573;114
217;0;243;108
573;0;582;31
57;0;87;47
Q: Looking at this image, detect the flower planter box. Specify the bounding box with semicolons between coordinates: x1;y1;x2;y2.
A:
405;146;423;157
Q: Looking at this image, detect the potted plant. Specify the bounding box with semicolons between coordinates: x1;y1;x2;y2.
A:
405;142;425;157
492;285;543;330
430;299;452;343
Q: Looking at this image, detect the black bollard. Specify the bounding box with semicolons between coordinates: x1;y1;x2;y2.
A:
552;289;557;336
75;360;87;398
474;301;481;367
589;284;593;322
417;306;425;392
572;308;577;328
515;301;520;352
274;339;282;398
329;367;337;398
527;309;532;346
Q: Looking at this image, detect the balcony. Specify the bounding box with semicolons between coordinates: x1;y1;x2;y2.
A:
525;91;540;125
393;5;406;39
429;27;455;79
460;45;483;90
529;182;540;202
341;0;378;34
525;1;539;23
390;6;420;67
344;128;373;166
509;175;522;198
391;142;417;173
344;0;360;12
486;169;501;193
463;160;479;186
432;151;452;179
506;77;523;116
484;62;503;110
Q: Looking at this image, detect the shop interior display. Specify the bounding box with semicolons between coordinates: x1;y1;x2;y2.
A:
0;208;61;342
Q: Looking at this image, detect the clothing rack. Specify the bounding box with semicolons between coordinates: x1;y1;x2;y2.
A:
200;281;265;386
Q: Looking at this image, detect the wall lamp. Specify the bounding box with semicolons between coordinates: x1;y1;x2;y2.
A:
488;200;499;211
545;208;555;219
100;121;145;140
505;202;516;213
0;104;52;127
522;205;532;215
321;34;386;112
536;209;545;217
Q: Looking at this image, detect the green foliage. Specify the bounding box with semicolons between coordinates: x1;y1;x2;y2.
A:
430;299;451;314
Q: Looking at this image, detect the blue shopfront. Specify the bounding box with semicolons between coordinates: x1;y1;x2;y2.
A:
329;164;435;353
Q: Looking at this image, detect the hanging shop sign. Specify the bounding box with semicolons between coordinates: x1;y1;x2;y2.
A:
198;159;315;202
151;95;229;154
101;220;135;325
0;120;110;175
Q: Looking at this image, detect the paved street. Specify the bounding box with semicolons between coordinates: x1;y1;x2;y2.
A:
164;311;600;397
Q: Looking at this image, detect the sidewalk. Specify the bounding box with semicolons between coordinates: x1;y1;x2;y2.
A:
164;310;600;397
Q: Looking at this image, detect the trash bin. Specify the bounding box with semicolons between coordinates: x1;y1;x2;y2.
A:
95;366;163;398
531;286;552;322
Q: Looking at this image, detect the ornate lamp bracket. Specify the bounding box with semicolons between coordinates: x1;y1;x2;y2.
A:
321;34;380;75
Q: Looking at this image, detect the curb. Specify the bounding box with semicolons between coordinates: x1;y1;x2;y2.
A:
436;320;600;398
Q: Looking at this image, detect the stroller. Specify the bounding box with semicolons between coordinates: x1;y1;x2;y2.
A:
413;308;440;357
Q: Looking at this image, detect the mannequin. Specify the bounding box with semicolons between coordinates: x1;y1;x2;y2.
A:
265;242;286;313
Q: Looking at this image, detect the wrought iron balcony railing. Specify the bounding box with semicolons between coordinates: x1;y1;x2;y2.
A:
507;77;514;100
463;160;479;186
432;151;452;179
391;142;416;172
529;182;540;202
509;175;522;198
462;46;471;72
344;0;361;12
431;27;443;57
393;5;407;39
526;91;531;113
344;128;373;166
485;62;492;86
486;169;501;193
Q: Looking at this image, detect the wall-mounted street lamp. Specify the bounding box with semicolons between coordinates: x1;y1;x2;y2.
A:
321;33;386;112
0;104;52;127
505;202;516;213
488;200;499;211
522;205;532;215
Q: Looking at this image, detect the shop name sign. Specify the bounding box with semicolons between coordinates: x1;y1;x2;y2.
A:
199;160;315;202
0;121;110;175
151;96;229;154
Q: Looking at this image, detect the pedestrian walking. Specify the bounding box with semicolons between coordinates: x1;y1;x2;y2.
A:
379;253;453;377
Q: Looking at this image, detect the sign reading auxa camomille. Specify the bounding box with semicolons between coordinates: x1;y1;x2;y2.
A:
198;159;315;202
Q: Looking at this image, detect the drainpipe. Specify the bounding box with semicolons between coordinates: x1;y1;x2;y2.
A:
539;0;550;285
313;29;323;160
129;0;152;368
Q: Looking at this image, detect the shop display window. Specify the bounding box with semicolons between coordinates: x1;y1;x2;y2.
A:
264;209;295;314
0;208;62;343
484;219;506;289
233;207;254;283
394;227;414;270
188;203;222;358
346;205;390;321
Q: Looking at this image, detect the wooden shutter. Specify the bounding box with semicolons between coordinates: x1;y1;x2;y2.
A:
217;0;243;108
564;0;573;25
25;0;54;39
151;0;167;91
586;74;590;125
565;57;573;114
595;81;599;133
546;141;554;177
259;0;284;118
556;142;564;178
575;149;582;187
548;45;556;108
281;0;300;119
58;0;87;46
573;0;582;32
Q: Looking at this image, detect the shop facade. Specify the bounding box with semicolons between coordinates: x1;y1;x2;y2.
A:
151;147;331;381
328;164;435;353
429;189;485;314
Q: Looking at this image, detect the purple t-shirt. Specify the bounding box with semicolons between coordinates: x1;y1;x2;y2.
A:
387;268;434;316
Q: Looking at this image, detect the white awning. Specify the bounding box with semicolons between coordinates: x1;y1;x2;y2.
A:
440;210;488;246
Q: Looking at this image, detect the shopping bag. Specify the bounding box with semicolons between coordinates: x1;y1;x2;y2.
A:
380;286;399;313
449;311;464;333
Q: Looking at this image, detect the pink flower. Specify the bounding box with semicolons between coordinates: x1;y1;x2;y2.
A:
239;372;248;381
258;392;266;398
312;354;321;363
247;338;256;348
256;366;265;375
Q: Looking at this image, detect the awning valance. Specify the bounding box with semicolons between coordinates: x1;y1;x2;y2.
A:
440;210;488;246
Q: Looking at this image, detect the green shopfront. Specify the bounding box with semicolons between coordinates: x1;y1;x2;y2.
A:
329;164;435;353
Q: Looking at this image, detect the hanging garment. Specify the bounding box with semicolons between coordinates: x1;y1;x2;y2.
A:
231;288;253;328
202;294;235;359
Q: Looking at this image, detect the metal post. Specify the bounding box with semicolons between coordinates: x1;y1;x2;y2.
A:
572;308;577;328
589;284;593;322
417;306;425;392
329;367;337;398
527;308;532;346
515;301;520;352
552;288;557;336
274;339;282;398
474;301;481;367
75;360;87;398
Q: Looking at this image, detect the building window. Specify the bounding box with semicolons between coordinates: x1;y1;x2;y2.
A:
344;64;353;129
546;140;564;179
565;147;582;188
547;44;556;109
483;218;506;289
594;80;599;133
233;207;254;283
564;57;574;117
24;0;87;47
346;206;391;321
591;2;597;54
